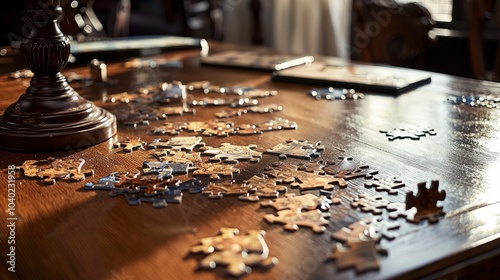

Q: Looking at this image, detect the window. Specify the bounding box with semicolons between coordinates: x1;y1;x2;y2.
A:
396;0;453;22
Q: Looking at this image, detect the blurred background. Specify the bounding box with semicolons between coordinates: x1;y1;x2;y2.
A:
1;0;499;80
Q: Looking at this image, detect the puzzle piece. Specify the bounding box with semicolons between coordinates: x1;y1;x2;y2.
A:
386;202;418;221
142;161;183;178
235;124;263;135
19;157;94;185
214;109;247;119
200;143;262;163
246;104;282;113
84;172;137;190
405;180;446;223
229;98;259;108
152;149;201;166
265;139;324;159
190;228;278;277
264;209;331;233
151;122;188;135
168;178;206;193
297;161;326;174
192;163;240;180
244;175;287;198
364;176;405;195
291;173;347;191
148;136;205;151
328;237;387;273
322;157;378;180
263;162;299;184
108;177;177;207
331;217;400;242
380;126;436;141
113;138;147;152
184;120;237;137
202;181;255;199
351;194;390;215
260;193;333;212
254;118;298;132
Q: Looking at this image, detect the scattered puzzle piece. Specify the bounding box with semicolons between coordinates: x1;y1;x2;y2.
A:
244;175;287;198
152;150;201;166
200;143;262;163
380;126;436;141
297;161;326;174
291;173;347;191
142;161;182;178
255;118;297;132
168;178;206;193
328;237;387;273
215;109;247;119
18;157;94;185
265;139;324;159
264;209;331;233
364;176;405;195
405;180;446;223
322;157;378;180
149;136;205;151
192;162;240;180
351;194;390;215
263;162;299;184
246;104;282;113
386;202;418;221
260;193;333;212
331;217;400;242
190;228;278;277
113;138;147;152
152;122;188;135
202;181;255;199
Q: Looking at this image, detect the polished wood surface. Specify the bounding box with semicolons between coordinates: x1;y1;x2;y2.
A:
1;42;500;280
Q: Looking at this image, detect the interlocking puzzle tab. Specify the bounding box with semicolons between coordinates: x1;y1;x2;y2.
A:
405;180;446;223
18;157;94;185
189;228;278;277
113;138;147;153
328;237;387;273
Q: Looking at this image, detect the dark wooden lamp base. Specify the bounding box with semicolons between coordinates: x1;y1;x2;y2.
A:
0;0;116;152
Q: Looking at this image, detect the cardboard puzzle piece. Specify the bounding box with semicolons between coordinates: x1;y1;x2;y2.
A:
235;124;263;136
105;177;179;208
244;175;287;198
351;194;390;215
113;138;147;152
386;202;418;221
84;172;136;190
255;118;298;132
405;180;446;223
364;176;405;195
297;161;326;174
328;238;387;273
168;178;206;194
264;209;331;233
184;120;237;137
142;161;183;178
202;181;255;199
380;126;436;141
152;122;188;135
19;157;94;185
323;157;378;180
309;87;364;100
291;173;347;191
265;139;324;159
152;150;201;166
260;193;333;212
331;217;400;243
200;143;262;163
192;163;240;180
263;162;299;184
190;228;278;277
148;136;205;151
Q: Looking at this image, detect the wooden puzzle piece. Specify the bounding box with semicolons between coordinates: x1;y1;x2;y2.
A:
113;138;147;153
328;237;387;273
291;173;347;191
264;209;331;233
331;217;400;243
364;176;405;195
190;228;278;277
351;194;390;215
192;163;240;180
244;175;287;198
322;157;378;180
380;126;436;141
152;150;201;166
405;180;446;223
19;157;94;185
152;122;188;135
202;181;255;199
265;139;324;159
200;143;262;163
148;136;205;151
260;193;333;212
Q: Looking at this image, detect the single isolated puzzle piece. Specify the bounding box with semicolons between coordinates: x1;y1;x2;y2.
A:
331;217;400;242
192;162;240;180
19;157;94;185
202;181;255;199
405;180;446;223
260;193;333;212
148;136;205;151
380;126;436;141
190;228;278;277
113;138;147;152
351;194;391;215
200;143;262;163
322;157;378;180
364;176;405;195
265;139;324;159
264;209;331;233
328;237;387;273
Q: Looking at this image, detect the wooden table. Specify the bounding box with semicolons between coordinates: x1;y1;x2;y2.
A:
1;42;500;280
